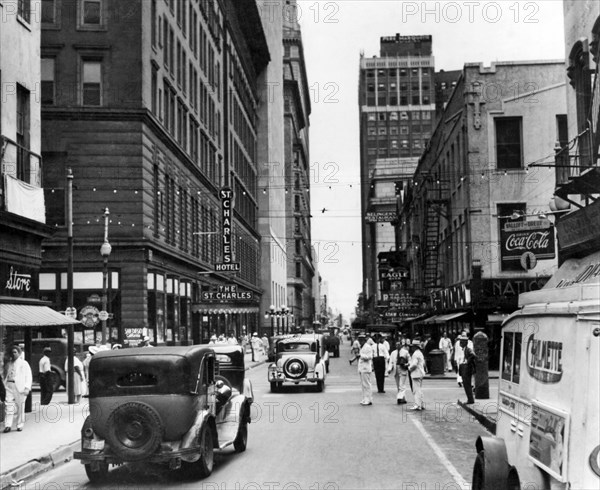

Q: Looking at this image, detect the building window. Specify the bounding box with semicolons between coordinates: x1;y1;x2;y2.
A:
82;60;102;106
41;0;55;23
368;128;377;136
378;113;386;121
389;112;398;121
16;85;30;182
18;0;31;22
400;126;408;135
495;117;523;169
390;127;398;135
367;113;376;122
378;127;387;135
81;0;101;25
296;263;301;278
390;140;398;149
151;0;157;46
41;57;55;105
151;64;158;113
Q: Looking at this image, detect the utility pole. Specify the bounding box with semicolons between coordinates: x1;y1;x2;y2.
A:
66;168;75;404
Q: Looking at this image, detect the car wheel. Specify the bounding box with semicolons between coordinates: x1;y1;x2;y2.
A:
316;380;324;392
85;462;109;483
195;426;214;478
270;382;278;393
233;421;248;453
105;402;163;462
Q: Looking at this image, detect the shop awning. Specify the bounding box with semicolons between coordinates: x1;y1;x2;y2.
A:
424;312;467;324
0;304;81;327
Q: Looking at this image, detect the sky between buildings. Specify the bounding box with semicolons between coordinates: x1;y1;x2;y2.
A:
298;0;566;320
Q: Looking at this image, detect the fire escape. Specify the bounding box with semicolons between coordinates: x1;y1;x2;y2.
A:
420;177;449;291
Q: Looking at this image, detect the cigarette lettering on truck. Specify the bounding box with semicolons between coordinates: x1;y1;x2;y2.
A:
526;335;563;383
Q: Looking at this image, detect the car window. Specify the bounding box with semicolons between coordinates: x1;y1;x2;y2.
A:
117;372;158;387
283;343;311;352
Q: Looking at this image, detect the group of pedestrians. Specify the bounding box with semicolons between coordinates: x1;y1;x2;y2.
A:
350;330;477;409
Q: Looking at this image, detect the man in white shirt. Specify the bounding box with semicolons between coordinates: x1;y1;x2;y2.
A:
439;331;453;372
372;335;390;393
408;338;426;411
454;330;473;387
387;339;410;404
3;345;32;432
357;336;374;406
38;346;54;405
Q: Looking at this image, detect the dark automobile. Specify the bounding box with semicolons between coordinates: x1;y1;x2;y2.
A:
319;329;341;357
30;338;85;392
74;345;253;482
267;334;328;392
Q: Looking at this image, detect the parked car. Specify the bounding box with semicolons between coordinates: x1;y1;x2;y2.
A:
267;334;328;392
29;338;85;392
74;344;253;482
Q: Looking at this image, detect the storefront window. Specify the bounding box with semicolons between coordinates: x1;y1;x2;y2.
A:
502;331;522;383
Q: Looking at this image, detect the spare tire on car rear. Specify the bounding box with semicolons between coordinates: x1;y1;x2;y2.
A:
105;402;163;461
283;357;308;379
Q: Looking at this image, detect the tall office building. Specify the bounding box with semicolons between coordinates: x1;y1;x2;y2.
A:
39;0;269;345
283;3;313;332
358;34;436;316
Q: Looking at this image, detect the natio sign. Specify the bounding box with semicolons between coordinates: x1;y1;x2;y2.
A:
526;334;563;383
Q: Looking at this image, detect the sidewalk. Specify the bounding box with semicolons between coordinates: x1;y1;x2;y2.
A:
0;349;266;490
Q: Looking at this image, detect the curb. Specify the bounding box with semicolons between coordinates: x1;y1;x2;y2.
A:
458;400;497;434
0;440;79;490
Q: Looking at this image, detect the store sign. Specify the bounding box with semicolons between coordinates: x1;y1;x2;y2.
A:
80;305;100;328
431;283;471;311
482;278;548;297
1;263;39;298
500;220;555;268
556;199;600;250
215;187;240;272
379;268;409;281
201;285;254;302
365;211;397;223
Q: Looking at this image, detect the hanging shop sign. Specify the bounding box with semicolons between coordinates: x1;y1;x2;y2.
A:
431;283;471;311
365;211;397;223
500;220;555;269
201;284;255;302
215;187;240;272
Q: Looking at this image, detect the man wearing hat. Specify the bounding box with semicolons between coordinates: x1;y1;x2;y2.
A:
2;345;32;432
357;336;375;406
458;334;477;404
408;338;426;411
39;346;54;405
250;333;261;361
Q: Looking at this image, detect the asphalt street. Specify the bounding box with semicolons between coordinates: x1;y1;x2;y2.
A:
23;345;492;489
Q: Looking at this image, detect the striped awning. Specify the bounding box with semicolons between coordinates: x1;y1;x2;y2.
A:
0;304;82;327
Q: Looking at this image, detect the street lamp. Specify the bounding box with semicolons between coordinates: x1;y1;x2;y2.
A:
281;305;290;334
100;208;112;345
265;304;276;337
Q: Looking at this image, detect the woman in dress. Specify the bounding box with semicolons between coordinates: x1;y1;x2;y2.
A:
64;348;86;403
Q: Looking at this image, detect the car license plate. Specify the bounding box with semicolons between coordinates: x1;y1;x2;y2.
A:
83;439;105;451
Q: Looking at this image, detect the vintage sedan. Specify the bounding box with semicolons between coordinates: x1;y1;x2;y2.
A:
267;334;327;392
74;345;253;482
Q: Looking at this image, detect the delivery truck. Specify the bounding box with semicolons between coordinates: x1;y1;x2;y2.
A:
472;251;600;489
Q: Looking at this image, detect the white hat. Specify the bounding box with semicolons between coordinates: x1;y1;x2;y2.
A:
252;332;258;336
143;336;150;342
210;334;217;340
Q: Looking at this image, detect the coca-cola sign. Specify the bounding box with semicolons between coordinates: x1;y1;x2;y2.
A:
500;220;555;269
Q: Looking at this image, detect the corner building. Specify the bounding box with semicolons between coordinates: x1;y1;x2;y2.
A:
40;0;269;345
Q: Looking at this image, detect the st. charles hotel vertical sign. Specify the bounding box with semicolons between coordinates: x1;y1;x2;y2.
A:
215;187;241;272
